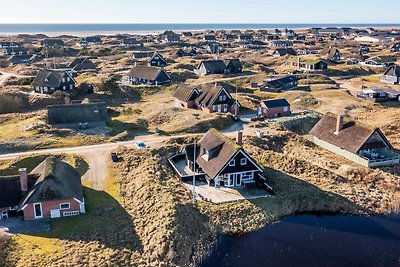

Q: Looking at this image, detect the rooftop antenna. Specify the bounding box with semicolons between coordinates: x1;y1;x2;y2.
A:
235;86;238;117
192;141;196;204
45;47;49;69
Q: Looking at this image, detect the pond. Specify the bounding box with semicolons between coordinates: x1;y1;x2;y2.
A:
201;214;400;267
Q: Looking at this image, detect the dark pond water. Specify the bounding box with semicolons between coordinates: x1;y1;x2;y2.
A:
201;215;400;267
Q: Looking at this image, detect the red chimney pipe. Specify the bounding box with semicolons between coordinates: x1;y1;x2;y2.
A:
237;130;243;145
19;168;28;192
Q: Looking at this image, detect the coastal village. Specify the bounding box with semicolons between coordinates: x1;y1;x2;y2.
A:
1;26;400;266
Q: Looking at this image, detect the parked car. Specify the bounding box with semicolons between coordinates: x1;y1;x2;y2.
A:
135;141;147;149
111;153;119;162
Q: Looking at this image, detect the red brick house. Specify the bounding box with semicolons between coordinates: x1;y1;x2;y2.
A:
257;99;291;118
0;157;85;221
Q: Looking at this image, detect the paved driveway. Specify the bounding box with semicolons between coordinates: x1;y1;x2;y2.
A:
0;217;50;234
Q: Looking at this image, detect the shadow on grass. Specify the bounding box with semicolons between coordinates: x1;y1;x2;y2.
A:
26;186;143;252
250;168;370;219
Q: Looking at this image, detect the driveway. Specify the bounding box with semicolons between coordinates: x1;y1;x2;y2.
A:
0;217;50;234
0;116;258;190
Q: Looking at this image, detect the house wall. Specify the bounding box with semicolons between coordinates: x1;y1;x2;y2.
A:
311;136;370;167
380;75;399;84
258;105;291;118
219;151;260;176
23;198;81;221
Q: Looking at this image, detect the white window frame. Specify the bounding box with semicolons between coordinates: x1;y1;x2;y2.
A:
241;158;247;165
33;203;43;218
229;159;235;166
219;96;223;101
59;203;71;210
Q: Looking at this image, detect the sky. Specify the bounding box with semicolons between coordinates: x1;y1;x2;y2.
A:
0;0;399;24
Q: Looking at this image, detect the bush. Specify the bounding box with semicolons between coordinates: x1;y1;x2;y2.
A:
0;94;26;114
97;76;120;94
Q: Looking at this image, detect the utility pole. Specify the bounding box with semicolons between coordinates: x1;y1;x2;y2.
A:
192;141;196;204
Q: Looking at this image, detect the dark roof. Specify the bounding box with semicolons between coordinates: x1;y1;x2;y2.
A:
126;65;170;81
195;84;228;108
0;174;38;209
274;48;297;56
262;98;290;108
32;69;74;88
383;64;400;77
264;75;299;87
309;113;390;154
80;36;102;43
196;129;241;179
223;59;242;70
173;85;199;102
41;38;65;47
20;157;83;207
68;57;97;71
198;60;226;72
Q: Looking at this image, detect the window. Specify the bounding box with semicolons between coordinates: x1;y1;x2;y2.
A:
229;160;235;166
33;203;43;218
222;95;226;101
241;158;247;165
60;203;70;210
283;107;289;112
62;78;66;83
219;96;223;101
67;77;70;82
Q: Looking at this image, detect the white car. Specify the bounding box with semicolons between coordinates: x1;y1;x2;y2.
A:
135;141;147;149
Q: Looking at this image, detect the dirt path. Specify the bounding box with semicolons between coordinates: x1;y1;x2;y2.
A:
0;70;33;86
0;118;257;190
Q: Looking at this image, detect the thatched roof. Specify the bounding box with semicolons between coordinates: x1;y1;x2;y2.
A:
309;113;390;154
126;65;170;81
19;157;83;208
196;129;241;179
0;174;38;209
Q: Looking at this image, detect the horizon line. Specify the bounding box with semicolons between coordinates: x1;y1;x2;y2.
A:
1;22;400;25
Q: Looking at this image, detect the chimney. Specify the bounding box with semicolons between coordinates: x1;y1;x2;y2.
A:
236;130;243;145
19;168;28;192
334;115;344;135
64;95;71;105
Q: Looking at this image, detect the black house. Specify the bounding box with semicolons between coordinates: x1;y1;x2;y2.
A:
260;76;299;92
41;38;65;48
148;53;167;67
195;59;243;75
32;69;76;94
122;65;171;85
168;129;268;188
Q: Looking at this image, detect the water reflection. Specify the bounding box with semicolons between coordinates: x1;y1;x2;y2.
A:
201;215;400;267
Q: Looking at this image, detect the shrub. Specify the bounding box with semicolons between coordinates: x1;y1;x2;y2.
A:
0;94;26;114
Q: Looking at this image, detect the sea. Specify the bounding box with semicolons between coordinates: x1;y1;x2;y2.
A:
0;23;400;37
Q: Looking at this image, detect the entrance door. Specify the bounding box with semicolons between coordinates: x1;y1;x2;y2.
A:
34;203;43;218
235;173;241;186
218;105;222;112
224;104;228;112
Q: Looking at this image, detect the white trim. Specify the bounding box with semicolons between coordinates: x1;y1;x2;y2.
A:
73;198;83;204
241;158;247;165
209;87;233;107
186;88;200;101
59;203;70;210
213;149;263;179
33;202;43;219
20;204;28;211
229;159;235;166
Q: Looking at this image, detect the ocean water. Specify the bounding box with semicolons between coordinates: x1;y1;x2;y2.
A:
0;23;400;36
